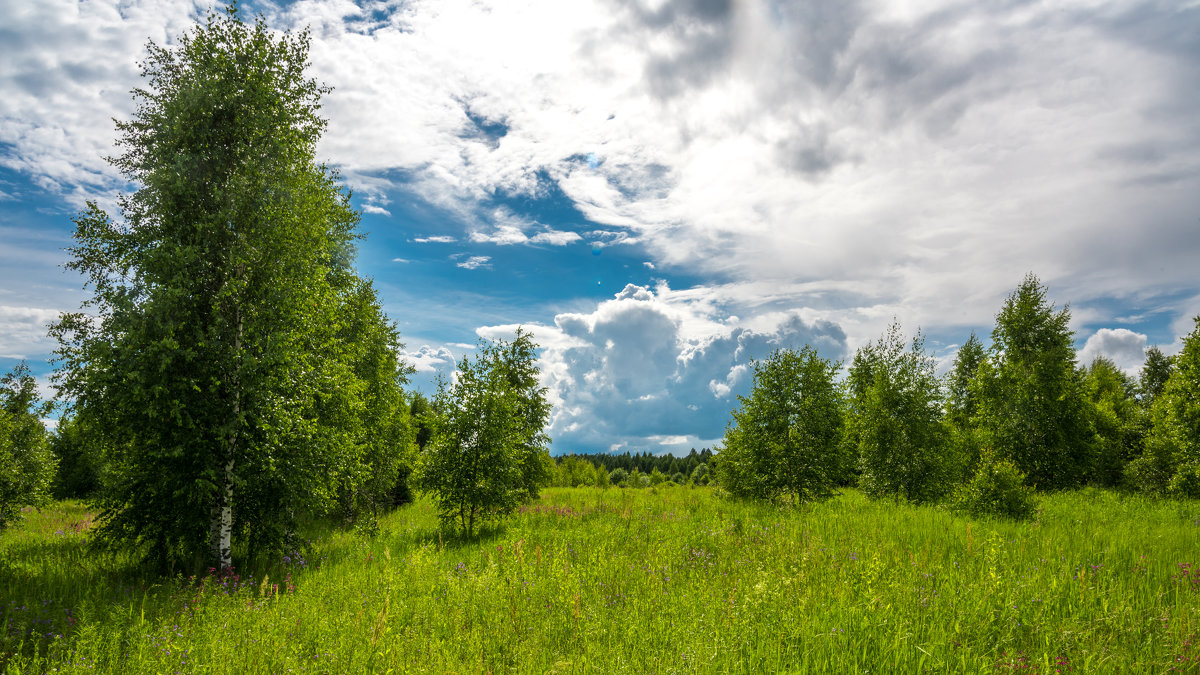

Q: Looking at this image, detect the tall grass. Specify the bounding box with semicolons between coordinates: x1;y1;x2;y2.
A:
2;488;1199;673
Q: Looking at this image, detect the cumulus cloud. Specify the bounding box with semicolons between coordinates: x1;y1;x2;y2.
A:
480;282;847;454
1077;328;1149;374
401;345;457;373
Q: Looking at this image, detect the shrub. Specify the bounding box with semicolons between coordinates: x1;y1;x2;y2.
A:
1168;462;1200;499
609;468;629;487
950;450;1037;521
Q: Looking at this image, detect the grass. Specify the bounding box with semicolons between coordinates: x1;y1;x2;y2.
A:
2;487;1199;673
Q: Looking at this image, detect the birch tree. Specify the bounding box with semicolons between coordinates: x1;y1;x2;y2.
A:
417;331;551;536
51;7;403;570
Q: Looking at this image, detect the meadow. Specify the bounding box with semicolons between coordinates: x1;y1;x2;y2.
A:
2;487;1199;673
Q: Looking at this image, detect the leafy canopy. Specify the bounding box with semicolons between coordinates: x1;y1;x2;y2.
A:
51;6;406;569
0;363;57;530
717;346;846;504
974;274;1094;490
417;329;551;535
849;322;956;504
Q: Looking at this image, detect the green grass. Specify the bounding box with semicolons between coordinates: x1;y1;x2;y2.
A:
2;488;1199;673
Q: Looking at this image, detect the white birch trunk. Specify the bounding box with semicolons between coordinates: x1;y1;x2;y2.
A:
216;458;234;569
211;303;242;570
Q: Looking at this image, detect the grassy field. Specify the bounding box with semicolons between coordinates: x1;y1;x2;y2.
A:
2;487;1199;673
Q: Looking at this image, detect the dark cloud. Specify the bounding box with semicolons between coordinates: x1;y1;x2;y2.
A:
609;0;736;99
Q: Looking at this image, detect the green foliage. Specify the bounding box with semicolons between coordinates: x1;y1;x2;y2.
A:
49;7;404;569
946;332;988;475
0;363;57;529
718;347;846;504
497;329;554;500
608;467;629;486
690;462;710;486
850;323;957;504
950;449;1038;521
1138;346;1173;408
1168;462;1200;499
417;330;551;535
974;274;1094;490
49;414;101;500
552;456;600;488
946;332;986;430
1081;357;1143;487
1131;317;1200;495
1152;316;1200;464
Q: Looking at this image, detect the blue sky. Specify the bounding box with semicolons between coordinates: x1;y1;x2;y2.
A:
2;0;1199;454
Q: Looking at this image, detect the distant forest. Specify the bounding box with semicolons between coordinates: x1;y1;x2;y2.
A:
554;448;715;478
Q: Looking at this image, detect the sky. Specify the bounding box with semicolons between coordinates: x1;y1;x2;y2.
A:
2;0;1198;455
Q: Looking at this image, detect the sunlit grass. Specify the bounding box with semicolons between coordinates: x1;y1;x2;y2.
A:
2;488;1199;672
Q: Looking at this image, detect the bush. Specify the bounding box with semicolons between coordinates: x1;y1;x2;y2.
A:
1125;444;1175;495
950;450;1037;521
1168;462;1200;499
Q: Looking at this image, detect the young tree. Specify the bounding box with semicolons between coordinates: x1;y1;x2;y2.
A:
717;347;846;504
497;328;553;499
974;274;1095;490
0;363;57;530
945;332;987;472
1082;357;1143;487
849;323;956;504
1138;346;1174;408
417;331;551;535
1141;316;1200;495
50;7;404;569
946;333;986;430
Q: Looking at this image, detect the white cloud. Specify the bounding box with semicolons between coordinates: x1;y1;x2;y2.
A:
480;282;847;453
530;230;582;246
362;204;391;216
0;305;61;359
1077;328;1149;374
456;255;491;270
469;224;528;245
390;257;410;263
413;235;456;244
401;344;457;373
7;1;1196;335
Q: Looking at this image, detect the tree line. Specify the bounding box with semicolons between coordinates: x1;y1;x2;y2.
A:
717;273;1200;519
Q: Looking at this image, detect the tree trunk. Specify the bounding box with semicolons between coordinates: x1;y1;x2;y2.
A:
211;306;242;570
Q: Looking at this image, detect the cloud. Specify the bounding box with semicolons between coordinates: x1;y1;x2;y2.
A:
1077;328;1149;374
480;282;847;454
7;1;1197;335
0;305;61;359
362;204;391;216
390;257;410;263
530;230;582;246
456;255;492;270
413;235;456;244
401;345;457;373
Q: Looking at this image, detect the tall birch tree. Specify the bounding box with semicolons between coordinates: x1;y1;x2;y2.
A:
51;6;403;570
